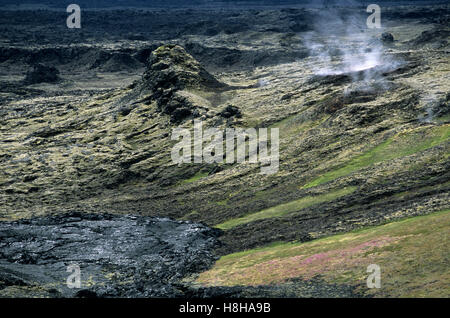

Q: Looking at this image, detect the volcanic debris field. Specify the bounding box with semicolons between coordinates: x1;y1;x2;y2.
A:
0;3;449;298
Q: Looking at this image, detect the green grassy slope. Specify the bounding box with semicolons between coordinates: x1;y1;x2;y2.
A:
303;125;450;189
217;186;357;229
198;210;450;297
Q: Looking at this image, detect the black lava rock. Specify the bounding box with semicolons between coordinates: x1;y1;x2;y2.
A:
23;63;60;85
0;213;222;298
220;105;242;119
381;32;394;43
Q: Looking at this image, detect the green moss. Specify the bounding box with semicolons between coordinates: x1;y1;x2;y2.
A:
303;125;450;189
216;186;357;230
216;199;229;207
270;113;328;138
179;171;209;185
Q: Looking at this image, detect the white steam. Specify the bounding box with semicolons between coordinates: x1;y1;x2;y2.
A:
303;4;400;86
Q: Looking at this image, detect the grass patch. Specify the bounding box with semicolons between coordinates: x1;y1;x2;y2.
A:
216;199;229;207
303;125;449;189
270;115;328;139
198;209;450;297
216;186;357;230
179;171;209;185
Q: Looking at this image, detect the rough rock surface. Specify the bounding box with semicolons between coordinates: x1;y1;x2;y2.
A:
23;63;60;85
136;44;229;122
141;44;227;92
381;32;395;44
0;213;221;297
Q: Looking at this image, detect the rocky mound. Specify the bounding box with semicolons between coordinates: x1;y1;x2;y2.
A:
381;32;394;44
142;44;227;91
23;63;60;85
0;213;221;298
136;44;229;123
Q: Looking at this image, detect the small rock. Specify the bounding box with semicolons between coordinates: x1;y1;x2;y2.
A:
381;32;394;43
220;105;242;119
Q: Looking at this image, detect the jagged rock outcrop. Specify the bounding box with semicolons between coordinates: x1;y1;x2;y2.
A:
137;44;229;123
142;44;227;91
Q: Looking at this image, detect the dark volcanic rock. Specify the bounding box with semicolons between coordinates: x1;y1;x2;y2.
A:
23;63;60;85
220;105;242;119
136;44;229;123
409;27;450;49
381;32;394;44
0;213;222;298
141;44;227;92
184;41;308;71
